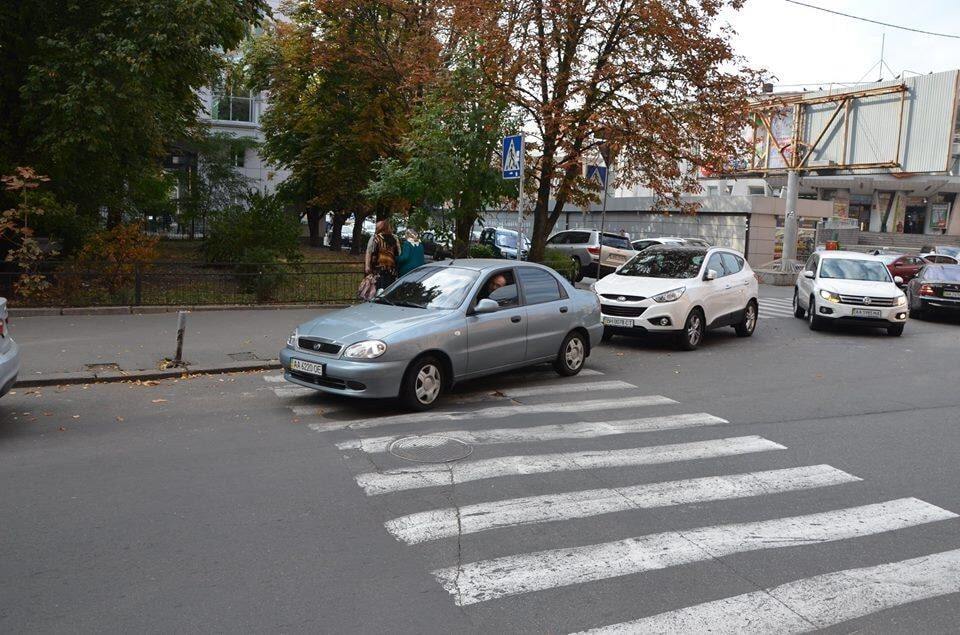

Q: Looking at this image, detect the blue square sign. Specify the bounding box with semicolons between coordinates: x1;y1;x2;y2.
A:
502;135;522;180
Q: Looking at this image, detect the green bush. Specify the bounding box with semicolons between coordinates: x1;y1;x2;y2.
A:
469;243;497;258
31;194;95;257
542;247;576;281
205;192;302;264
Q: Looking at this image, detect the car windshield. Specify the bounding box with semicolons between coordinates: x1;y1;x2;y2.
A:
617;249;706;278
924;265;960;282
496;232;530;249
378;267;479;309
819;258;892;282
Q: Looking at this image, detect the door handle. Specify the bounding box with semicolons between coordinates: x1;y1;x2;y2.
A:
511;315;522;323
559;306;569;313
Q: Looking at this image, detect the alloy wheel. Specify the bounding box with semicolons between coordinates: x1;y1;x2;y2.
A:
565;337;585;370
415;364;441;404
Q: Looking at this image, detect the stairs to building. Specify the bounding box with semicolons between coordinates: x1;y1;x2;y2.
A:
858;231;960;250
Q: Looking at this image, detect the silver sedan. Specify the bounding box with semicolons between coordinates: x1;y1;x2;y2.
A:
280;259;602;410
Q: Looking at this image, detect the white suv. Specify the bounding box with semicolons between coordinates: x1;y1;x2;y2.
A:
793;251;908;336
593;245;758;350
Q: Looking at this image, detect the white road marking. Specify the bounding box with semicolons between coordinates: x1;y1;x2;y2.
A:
336;412;728;453
758;298;797;319
432;497;957;606
262;374;286;383
355;435;785;496
272;386;316;398
386;464;861;544
347;394;677;430
503;379;636;398
578;548;960;634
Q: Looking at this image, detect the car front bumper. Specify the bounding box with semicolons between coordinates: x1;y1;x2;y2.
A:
600;300;687;335
814;300;908;324
279;347;408;399
0;338;20;397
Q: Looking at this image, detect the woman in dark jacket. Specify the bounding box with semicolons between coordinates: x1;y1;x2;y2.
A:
365;219;401;291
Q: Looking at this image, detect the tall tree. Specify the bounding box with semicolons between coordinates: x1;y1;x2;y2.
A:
248;0;440;251
0;0;269;224
458;0;762;259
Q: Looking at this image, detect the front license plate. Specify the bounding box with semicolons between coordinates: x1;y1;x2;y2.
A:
603;316;634;327
943;291;960;298
852;308;882;318
290;358;324;376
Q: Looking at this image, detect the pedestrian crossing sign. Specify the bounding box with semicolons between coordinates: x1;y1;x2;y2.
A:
502;135;522;179
586;164;607;187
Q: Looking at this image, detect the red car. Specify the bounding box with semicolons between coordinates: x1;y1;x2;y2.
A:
877;254;926;284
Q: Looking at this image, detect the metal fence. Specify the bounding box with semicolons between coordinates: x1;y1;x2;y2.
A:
0;261;367;307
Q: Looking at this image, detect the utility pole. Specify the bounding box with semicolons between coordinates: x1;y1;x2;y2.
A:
781;170;800;269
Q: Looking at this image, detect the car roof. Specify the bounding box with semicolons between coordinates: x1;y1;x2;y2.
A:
423;259;560;273
818;250;887;261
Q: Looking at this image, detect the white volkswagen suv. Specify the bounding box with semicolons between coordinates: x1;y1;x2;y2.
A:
793;251;908;336
594;245;758;350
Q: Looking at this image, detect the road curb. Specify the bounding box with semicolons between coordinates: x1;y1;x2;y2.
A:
14;360;281;388
10;304;348;318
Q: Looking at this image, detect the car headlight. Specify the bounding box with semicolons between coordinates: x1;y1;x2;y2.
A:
895;295;906;306
343;340;387;359
819;289;841;303
652;287;685;303
287;329;298;347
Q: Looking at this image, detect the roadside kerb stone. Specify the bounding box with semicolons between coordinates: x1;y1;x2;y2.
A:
14;359;281;388
10;303;349;318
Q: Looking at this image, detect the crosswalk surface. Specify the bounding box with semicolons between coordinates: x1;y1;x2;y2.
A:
264;368;960;632
758;296;796;319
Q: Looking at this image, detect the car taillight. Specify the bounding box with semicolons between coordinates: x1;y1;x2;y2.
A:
920;284;936;296
586;246;600;258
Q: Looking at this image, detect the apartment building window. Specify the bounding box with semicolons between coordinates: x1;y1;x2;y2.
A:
212;90;253;123
233;149;246;168
748;186;765;196
706;186;719;195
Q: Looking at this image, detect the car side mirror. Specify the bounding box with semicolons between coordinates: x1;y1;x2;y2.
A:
473;298;499;314
375;287;385;297
894;275;904;285
704;269;718;281
803;270;815;279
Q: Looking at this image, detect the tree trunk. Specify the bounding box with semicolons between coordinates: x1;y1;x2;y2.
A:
350;211;366;255
329;212;345;251
106;206;123;229
306;208;321;247
454;213;475;258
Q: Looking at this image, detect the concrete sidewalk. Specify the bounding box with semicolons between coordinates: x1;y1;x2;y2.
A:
10;307;328;385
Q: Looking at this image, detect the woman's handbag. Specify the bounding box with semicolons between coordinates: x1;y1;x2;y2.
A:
357;273;378;301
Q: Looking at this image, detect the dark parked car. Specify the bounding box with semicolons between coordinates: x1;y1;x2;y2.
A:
421;230;452;260
877;253;925;285
906;264;960;319
478;228;530;260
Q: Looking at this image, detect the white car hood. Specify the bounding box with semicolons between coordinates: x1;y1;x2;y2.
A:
818;279;901;297
595;273;692;298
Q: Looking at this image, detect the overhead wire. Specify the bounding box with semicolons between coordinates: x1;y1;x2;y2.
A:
783;0;960;39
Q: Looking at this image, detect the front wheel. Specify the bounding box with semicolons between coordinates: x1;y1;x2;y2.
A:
887;323;905;337
554;331;587;376
400;356;445;411
735;300;757;337
677;309;705;351
793;289;805;318
808;296;825;331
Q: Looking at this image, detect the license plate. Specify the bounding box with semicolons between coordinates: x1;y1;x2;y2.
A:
944;291;960;298
852;308;882;318
602;316;634;327
290;358;324;376
608;253;627;262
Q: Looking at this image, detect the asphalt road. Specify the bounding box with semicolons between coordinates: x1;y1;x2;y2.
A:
3;295;960;633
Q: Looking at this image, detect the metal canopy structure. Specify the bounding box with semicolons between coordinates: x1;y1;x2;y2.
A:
732;70;960;176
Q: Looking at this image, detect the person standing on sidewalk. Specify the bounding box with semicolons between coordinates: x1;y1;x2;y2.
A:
396;229;425;277
365;219;401;291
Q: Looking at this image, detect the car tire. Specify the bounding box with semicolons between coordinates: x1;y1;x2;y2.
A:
601;327;614;343
554;331;587;376
887;323;905;337
677;308;705;351
793;289;805;318
808;296;825;331
399;355;445;411
734;300;758;337
571;257;583;282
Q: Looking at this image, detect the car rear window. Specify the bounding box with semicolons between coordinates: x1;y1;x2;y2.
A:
601;234;632;249
924;265;960;282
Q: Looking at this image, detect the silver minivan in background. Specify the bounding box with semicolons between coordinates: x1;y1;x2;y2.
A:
546;230;635;281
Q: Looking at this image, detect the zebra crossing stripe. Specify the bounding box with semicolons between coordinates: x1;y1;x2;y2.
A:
336;412;728;453
385;464;861;545
577;547;960;634
272;386;316;398
355;435;785;496
431;497;957;606
347;394;677;430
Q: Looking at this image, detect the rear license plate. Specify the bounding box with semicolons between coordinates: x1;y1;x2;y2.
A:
852;308;882;318
290;358;324;376
608;253;627;262
602;316;634;327
943;291;960;298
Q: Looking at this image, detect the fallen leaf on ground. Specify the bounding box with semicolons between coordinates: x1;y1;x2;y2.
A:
42;412;52;416
151;398;168;404
58;426;67;431
115;416;124;422
71;415;80;419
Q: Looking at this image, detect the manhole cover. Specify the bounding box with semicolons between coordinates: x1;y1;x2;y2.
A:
389;436;473;463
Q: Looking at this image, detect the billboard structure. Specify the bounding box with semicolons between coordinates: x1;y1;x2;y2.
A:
724;69;960;270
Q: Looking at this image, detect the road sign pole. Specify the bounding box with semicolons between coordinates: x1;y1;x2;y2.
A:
517;136;524;261
782;170;799;270
597;171;609;276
